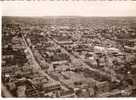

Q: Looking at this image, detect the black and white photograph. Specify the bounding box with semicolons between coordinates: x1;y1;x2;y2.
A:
1;1;136;98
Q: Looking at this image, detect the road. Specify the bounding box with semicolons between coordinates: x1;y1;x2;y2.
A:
22;31;120;92
22;34;71;91
48;36;120;82
21;34;54;82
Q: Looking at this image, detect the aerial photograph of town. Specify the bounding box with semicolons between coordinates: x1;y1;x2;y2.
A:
1;16;136;97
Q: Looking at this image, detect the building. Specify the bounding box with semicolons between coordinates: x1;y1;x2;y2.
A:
42;81;61;93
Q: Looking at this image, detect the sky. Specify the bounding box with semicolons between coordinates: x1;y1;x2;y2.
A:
1;1;136;16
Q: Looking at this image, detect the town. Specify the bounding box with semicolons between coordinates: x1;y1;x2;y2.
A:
2;17;136;97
